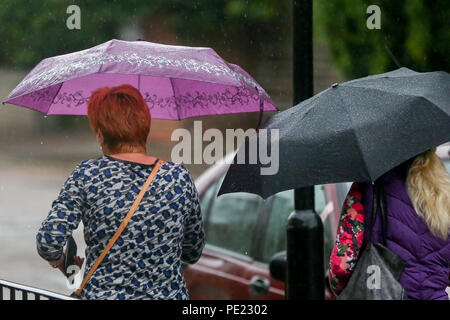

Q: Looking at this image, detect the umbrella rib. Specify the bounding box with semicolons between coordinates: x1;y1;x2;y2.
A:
336;87;373;181
98;40;114;74
169;78;181;120
45;83;63;115
343;83;450;115
343;70;418;85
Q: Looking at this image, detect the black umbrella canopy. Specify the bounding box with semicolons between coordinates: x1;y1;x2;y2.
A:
219;68;450;199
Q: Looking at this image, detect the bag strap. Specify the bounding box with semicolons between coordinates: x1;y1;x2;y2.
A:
368;181;387;246
367;182;378;243
378;184;388;246
74;159;164;297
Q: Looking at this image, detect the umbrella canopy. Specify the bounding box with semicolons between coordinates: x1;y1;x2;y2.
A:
219;67;450;198
3;39;276;119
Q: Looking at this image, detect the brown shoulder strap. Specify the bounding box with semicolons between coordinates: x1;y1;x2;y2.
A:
75;159;164;297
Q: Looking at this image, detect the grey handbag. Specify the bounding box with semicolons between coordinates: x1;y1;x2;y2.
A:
338;183;408;300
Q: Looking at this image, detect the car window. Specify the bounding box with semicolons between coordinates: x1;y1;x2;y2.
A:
444;160;450;174
199;180;217;220
260;190;293;263
260;185;328;263
335;182;351;210
202;176;264;257
315;185;327;215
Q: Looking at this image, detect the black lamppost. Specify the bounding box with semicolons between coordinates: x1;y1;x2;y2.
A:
286;0;324;300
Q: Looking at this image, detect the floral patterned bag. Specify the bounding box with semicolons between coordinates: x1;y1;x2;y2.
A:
332;182;407;300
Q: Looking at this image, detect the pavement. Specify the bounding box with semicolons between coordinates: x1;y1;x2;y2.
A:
0;154;86;296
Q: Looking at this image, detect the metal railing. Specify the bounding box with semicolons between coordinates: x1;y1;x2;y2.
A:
0;279;77;300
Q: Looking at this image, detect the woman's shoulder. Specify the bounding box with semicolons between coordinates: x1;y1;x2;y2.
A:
69;156;107;177
78;156;106;167
71;158;195;182
159;161;194;181
160;160;189;173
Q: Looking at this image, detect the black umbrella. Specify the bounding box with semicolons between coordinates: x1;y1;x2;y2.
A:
219;67;450;198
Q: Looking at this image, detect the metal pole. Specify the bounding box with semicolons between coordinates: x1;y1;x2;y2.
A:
293;0;313;106
286;0;324;300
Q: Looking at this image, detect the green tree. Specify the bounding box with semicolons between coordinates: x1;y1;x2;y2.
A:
315;0;450;79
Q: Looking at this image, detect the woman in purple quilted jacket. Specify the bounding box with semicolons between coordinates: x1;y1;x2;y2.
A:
329;148;450;300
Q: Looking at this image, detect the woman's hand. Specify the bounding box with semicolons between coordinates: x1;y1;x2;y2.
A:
73;256;85;269
48;254;66;276
48;253;85;276
48;254;64;269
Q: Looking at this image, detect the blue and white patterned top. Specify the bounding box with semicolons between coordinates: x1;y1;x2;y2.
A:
36;156;205;300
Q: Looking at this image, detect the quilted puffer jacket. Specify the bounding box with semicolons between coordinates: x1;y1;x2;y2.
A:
361;164;450;300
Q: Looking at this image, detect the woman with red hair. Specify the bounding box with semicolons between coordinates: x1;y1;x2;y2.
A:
36;84;205;300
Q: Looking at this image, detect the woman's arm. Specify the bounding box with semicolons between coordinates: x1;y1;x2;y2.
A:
328;182;365;296
36;164;85;266
180;166;205;264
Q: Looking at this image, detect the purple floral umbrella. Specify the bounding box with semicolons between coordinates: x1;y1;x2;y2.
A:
3;39;277;120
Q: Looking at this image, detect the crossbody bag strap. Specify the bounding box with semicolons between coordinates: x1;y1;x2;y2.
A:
367;182;379;243
368;181;387;246
74;159;164;297
378;184;388;246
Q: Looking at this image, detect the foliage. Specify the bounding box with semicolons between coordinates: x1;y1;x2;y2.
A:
315;0;450;79
0;0;285;69
2;1;447;81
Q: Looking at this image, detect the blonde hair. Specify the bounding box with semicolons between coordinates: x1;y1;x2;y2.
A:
406;148;450;239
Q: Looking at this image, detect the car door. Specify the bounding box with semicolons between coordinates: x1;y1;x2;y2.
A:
254;185;340;300
184;174;345;299
184;176;284;299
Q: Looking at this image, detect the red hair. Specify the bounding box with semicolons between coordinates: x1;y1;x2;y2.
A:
87;84;151;154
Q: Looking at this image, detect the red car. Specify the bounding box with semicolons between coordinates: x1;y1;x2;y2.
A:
184;154;349;300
